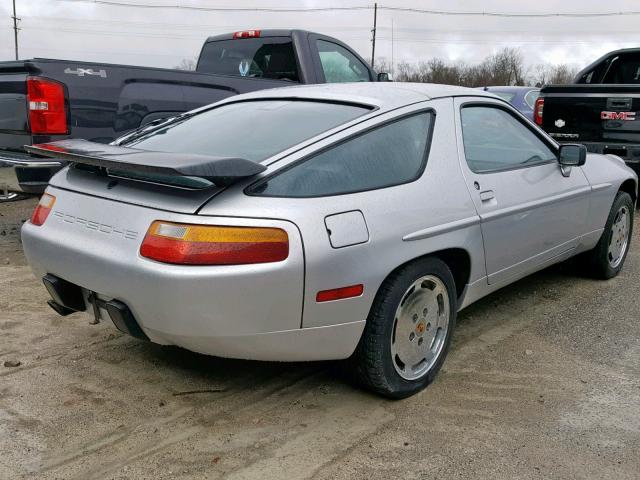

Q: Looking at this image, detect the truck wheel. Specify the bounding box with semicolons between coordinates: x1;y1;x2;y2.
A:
0;191;25;203
350;257;457;398
586;191;634;279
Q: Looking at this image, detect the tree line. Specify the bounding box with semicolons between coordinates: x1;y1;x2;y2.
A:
377;47;579;87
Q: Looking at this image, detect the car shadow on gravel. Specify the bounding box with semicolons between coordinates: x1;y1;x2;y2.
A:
119;258;594;398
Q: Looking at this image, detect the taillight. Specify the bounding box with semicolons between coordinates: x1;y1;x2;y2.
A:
140;221;289;265
30;193;56;226
316;284;364;303
27;77;68;135
233;30;261;39
534;97;544;126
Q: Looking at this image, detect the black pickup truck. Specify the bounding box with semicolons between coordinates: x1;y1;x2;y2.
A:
537;48;640;168
0;29;385;199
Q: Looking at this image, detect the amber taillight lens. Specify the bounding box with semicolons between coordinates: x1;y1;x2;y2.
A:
30;193;56;226
140;221;289;265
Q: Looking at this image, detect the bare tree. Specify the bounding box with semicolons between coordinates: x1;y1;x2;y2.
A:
394;48;577;88
529;63;579;86
174;58;197;71
374;57;392;76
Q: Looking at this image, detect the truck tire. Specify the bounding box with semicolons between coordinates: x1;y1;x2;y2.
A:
350;257;457;399
0;191;25;203
586;191;634;279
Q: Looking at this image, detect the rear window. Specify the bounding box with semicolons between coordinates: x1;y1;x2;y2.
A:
602;53;640;84
197;37;299;82
524;90;540;109
120;100;371;188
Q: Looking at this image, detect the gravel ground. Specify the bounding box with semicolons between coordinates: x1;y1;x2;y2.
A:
1;196;639;479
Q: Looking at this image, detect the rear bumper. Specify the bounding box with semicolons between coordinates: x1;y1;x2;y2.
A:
577;142;640;165
20;186;363;361
0;152;63;194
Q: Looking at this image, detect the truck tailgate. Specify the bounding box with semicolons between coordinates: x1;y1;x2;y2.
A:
0;73;28;133
542;85;640;146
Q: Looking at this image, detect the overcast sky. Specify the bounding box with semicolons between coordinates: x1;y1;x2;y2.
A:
2;0;640;73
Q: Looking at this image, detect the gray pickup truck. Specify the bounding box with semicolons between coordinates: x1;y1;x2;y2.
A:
0;29;386;200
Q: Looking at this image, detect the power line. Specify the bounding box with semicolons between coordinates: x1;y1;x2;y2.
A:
54;0;370;12
52;0;640;18
378;6;640;18
20;15;640;37
21;24;639;47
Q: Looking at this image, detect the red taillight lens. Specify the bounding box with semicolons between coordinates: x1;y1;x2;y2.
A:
534;97;544;126
233;30;261;39
30;193;56;226
27;77;68;135
316;284;364;303
140;221;289;265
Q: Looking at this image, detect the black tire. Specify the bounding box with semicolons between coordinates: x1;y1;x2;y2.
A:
349;257;457;399
585;191;634;279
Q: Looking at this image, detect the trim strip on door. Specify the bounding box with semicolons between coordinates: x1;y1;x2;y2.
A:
403;216;480;242
481;186;592;222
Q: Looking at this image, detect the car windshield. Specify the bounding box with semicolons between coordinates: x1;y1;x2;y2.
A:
197;37;299;82
119;100;371;188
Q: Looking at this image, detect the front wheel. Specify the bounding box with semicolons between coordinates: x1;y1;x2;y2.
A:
585;191;634;279
350;257;457;398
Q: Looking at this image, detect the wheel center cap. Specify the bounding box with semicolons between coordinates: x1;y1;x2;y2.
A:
416;321;426;335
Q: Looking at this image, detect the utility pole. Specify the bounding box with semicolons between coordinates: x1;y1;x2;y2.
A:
12;0;19;60
391;18;394;77
370;2;377;69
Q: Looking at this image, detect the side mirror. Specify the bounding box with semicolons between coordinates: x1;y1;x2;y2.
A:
558;144;587;167
377;72;392;82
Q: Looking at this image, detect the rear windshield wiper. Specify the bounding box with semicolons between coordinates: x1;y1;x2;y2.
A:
112;111;197;146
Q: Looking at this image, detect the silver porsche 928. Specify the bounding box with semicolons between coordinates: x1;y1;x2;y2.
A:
22;83;637;398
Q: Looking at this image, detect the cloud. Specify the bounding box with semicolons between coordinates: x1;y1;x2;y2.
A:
1;0;639;71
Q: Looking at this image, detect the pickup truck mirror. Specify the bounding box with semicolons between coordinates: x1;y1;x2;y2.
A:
377;72;392;82
558;144;587;167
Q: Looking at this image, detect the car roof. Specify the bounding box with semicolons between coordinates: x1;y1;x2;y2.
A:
226;82;500;112
480;86;539;93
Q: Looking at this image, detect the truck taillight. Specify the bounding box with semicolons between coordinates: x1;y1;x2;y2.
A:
27;77;68;135
233;30;261;39
140;221;289;265
30;193;56;226
534;97;544;126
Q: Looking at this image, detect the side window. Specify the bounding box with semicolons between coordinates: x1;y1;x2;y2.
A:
251;112;433;197
317;40;371;83
461;106;557;173
583;70;595;84
602;53;640;84
524;90;540;109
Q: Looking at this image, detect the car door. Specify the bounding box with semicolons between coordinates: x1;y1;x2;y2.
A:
453;98;591;285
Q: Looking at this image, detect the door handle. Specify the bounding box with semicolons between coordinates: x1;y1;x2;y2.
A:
479;190;495;202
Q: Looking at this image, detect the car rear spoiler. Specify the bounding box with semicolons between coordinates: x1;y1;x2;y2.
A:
24;139;266;187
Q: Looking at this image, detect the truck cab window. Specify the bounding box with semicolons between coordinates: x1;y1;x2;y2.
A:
198;37;300;82
602;53;640;84
317;40;371;83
